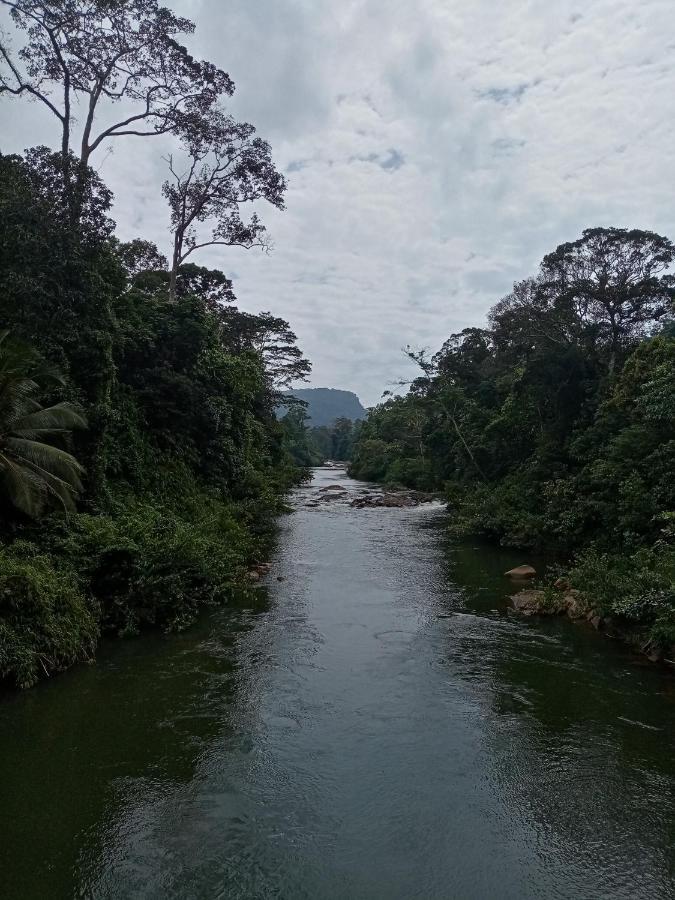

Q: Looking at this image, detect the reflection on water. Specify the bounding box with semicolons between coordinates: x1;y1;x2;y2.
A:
1;468;674;899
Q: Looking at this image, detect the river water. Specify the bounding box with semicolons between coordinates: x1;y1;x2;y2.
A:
1;467;675;899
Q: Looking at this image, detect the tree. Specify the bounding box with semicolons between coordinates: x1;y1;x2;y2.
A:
0;0;233;214
330;417;356;460
175;262;236;307
0;149;122;496
280;405;320;467
0;332;86;517
541;228;675;372
162;113;285;298
219;309;310;390
117;238;168;278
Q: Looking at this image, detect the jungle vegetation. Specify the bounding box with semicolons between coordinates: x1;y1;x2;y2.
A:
1;1;673;683
0;0;310;687
350;228;675;653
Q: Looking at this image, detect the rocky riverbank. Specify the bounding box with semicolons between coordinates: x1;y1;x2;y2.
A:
510;583;675;667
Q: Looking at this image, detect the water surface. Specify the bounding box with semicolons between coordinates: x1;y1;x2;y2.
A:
1;467;674;898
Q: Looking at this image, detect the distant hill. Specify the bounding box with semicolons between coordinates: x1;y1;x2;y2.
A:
281;388;367;427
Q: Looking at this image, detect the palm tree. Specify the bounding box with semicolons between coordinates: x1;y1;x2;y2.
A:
0;332;86;518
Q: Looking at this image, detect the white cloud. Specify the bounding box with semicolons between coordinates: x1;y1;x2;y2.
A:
2;0;674;405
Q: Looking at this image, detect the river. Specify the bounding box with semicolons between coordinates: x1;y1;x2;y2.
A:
1;467;674;899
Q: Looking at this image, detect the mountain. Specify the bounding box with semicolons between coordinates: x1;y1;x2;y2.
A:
282;388;367;427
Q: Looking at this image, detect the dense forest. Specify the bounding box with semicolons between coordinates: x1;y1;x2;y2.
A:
350;228;675;655
0;0;313;687
280;405;361;467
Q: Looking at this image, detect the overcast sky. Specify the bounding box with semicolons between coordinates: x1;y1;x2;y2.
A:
3;0;674;405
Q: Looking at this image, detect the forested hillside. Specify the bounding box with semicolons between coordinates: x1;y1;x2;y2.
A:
277;389;365;465
282;388;366;426
351;228;675;654
0;1;309;688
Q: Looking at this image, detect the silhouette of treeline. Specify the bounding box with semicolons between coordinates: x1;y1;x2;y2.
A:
278;388;365;465
281;408;361;465
350;228;675;654
281;388;367;427
0;0;311;687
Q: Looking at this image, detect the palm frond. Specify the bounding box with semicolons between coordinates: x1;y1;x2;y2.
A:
7;438;85;478
12;402;87;434
0;333;87;518
17;458;81;512
0;453;46;518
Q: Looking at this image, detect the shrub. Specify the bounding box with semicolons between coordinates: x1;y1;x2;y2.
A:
56;498;252;635
0;542;98;688
569;544;675;649
385;457;435;490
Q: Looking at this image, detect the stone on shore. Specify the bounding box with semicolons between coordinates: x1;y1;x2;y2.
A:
510;589;545;615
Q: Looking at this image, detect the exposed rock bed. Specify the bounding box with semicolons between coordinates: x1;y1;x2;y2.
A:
303;485;438;509
350;490;437;509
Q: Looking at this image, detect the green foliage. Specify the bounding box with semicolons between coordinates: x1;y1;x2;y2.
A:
0;143;305;685
350;228;675;644
569;543;675;650
352;230;675;551
0;542;98;689
280;407;361;468
0;332;86;517
280;406;324;467
55;497;250;635
350;437;395;481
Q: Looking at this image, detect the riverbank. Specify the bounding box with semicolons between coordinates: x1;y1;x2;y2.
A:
510;581;675;668
0;476;298;690
314;474;675;670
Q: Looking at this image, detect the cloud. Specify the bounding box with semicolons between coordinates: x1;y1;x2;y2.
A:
1;0;674;405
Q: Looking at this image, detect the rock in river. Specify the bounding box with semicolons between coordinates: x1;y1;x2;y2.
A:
504;564;536;579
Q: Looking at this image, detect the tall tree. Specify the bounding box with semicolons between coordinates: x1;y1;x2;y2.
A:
541;228;675;372
0;0;233;215
162;113;285;298
219;309;310;391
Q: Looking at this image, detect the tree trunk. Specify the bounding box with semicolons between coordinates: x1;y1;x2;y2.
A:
169;236;181;301
449;412;486;481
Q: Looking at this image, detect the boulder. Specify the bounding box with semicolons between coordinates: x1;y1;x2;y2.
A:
553;577;571;592
382;493;417;508
563;594;587;620
505;565;536;579
510;590;545;615
351;492;419;509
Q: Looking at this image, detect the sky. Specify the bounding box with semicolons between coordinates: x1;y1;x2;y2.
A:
2;0;674;406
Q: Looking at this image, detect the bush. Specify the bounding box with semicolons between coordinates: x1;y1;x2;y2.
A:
55;497;253;635
445;476;545;549
0;542;98;688
385;457;435;490
569;543;675;649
